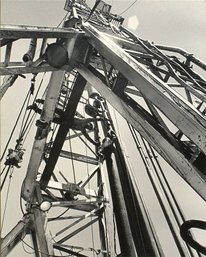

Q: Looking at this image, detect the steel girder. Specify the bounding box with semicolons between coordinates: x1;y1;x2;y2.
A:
21;70;65;201
1;2;206;257
83;22;206;156
0;25;81;39
0;216;31;257
77;65;206;201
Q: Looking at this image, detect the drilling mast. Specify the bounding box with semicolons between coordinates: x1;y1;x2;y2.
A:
1;1;206;257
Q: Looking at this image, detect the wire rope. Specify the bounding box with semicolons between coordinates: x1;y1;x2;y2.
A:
90;220;96;257
49;231;64;257
0;89;30;162
106;101;149;255
22;240;35;254
102;200;110;257
22;112;37;144
113;212;118;256
134;36;205;98
0;165;7;176
20;72;46;140
0;166;11;192
19;91;32;139
124;122;165;255
82;106;96;257
68;130;77;184
57;13;69;28
140;135;196;257
148;144;202;257
86;144;95;257
119;0;138;15
115;135;148;254
85;0;101;22
128;124;191;257
48;208;70;222
112;108;122;144
1;167;14;229
20;239;69;257
1;72;46;170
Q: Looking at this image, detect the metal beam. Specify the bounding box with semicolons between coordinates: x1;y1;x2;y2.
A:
32;208;52;257
30;229;41;257
0;25;82;39
53;208;100;238
22;70;65;201
78;164;101;187
3;42;12;67
0;64;58;76
83;22;206;155
44;180;99;198
65;130;97;156
113;139;162;256
125;87;142;97
120;26;206;71
31;185;54;257
60;149;99;165
102;94;160;256
0;216;31;257
41;195;100;212
104;151;137;257
144;98;181;150
101;31;148;54
0;39;18;47
156;44;206;71
113;73;181;150
40;73;87;189
76;65;206;201
0;62;23;67
53;245;88;257
51;199;106;208
0;75;18;100
56;217;99;244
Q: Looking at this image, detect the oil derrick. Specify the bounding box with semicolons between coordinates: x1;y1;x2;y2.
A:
1;1;206;257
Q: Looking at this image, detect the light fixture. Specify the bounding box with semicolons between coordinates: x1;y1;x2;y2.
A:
39;201;52;212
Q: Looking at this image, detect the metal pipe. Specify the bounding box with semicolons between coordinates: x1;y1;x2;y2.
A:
114;139;162;257
155;44;206;71
103;78;162;256
104;150;137;257
23;38;37;62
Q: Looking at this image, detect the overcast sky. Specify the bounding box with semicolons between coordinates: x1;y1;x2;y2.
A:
1;1;206;257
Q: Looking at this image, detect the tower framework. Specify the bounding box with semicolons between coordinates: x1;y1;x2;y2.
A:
1;1;206;257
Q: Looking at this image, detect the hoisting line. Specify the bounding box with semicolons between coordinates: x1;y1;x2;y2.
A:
0;89;30;163
128;124;191;257
1;167;14;229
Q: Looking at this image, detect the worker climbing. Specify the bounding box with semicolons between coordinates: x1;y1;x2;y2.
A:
27;98;64;124
27;98;104;146
98;127;117;159
85;92;104;118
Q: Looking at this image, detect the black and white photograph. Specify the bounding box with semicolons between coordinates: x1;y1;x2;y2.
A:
1;0;206;256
